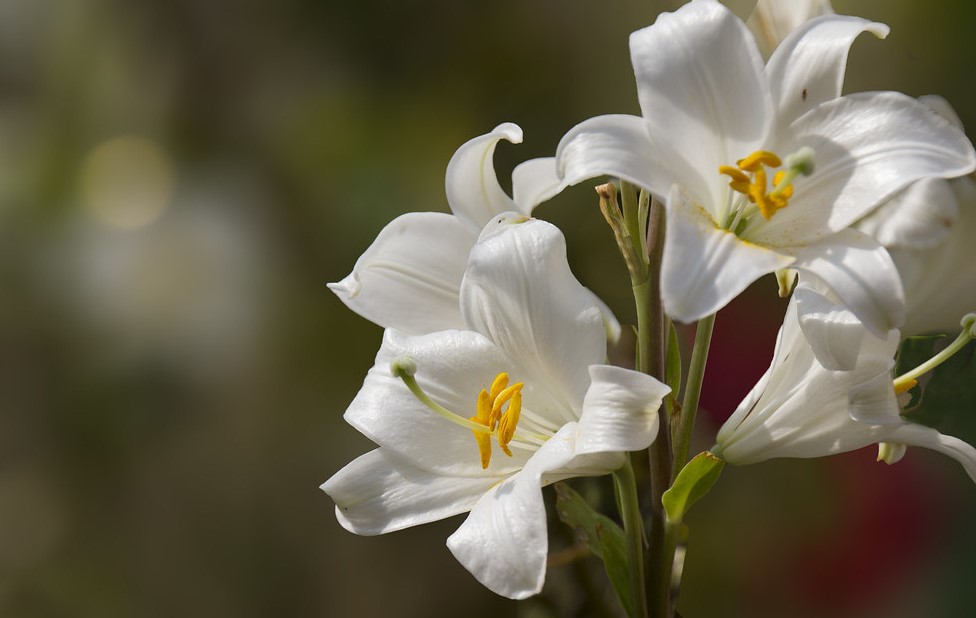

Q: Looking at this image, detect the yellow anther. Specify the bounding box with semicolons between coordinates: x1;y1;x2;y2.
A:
737;150;782;172
489;372;509;401
722;150;796;222
894;378;918;396
497;391;522;457
470;372;525;469
470;389;494;469
490;383;523;428
719;165;752;194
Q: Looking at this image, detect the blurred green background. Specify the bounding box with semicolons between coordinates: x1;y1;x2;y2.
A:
2;0;976;616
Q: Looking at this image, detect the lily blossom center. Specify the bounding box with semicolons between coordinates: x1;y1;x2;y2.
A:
391;357;547;469
719;147;815;229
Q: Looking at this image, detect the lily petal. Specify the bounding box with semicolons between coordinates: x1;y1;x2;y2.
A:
461;217;606;416
767;15;888;130
446;123;525;231
662;186;794;323
888;423;976;484
762;91;976;241
323;449;502;535
553;114;666;196
856;176;959;250
747;0;835;58
575;365;669;455
345;329;532;477
891;186;976;335
794;284;869;371
848;360;902;425
447;423;620;599
790;228;905;337
512;157;565;210
328;212;473;334
630;0;771;213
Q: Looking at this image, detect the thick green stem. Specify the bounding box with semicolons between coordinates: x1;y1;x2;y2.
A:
638;197;672;618
614;459;648;618
672;314;716;476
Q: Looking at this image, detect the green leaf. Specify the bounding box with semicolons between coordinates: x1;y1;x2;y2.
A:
662;451;725;524
666;321;682;396
554;482;634;617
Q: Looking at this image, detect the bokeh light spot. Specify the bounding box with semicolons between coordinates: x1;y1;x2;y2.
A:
81;136;174;229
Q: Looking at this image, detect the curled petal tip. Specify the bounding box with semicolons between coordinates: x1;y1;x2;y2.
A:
491;122;524;145
327;275;361;299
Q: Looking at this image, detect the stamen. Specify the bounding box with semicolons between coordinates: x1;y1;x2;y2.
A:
497;390;522;457
390;358;544;469
737;150;781;172
489;373;509;401
470;390;493;469
718;147;814;226
877;442;907;465
894;313;976;398
719;165;751;194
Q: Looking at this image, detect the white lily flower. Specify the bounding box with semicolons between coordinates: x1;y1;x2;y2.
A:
322;215;670;599
327;124;527;333
856;96;976;335
746;0;834;58
713;285;976;482
540;0;975;334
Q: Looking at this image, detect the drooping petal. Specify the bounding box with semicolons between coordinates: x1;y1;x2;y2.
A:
760;91;976;241
856;176;959;250
575;365;669;455
887;423;976;484
552;114;667;197
716;292;901;464
461;216;607;417
447;423;621;599
630;0;771;214
767;15;888;130
345;329;533;477
789;228;905;336
794;284;870;371
322;449;503;535
662;186;794;323
445;123;524;231
511;157;565;210
328;212;474;334
848;360;902;425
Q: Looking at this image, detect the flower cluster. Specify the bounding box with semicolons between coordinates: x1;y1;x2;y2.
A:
323;0;976;611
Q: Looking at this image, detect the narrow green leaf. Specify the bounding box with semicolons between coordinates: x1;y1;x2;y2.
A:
554;482;634;617
662;451;725;524
666;321;682;396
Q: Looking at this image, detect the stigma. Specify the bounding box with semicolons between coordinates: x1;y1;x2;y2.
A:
470;372;524;469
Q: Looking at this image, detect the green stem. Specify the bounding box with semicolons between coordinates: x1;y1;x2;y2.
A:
614;458;648;618
638;197;672;618
894;324;975;391
672;313;716;477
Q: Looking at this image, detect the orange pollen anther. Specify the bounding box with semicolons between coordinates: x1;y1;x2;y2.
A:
469;372;525;469
894;378;918;396
719;150;794;221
